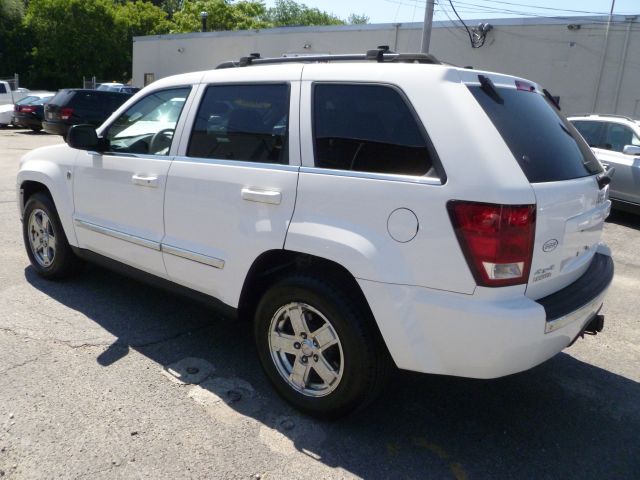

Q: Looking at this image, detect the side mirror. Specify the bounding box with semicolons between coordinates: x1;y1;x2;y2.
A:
622;145;640;156
66;124;105;151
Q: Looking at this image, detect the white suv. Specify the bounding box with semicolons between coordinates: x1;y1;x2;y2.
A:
568;114;640;213
17;50;614;417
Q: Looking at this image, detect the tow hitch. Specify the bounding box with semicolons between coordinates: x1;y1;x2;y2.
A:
584;314;605;335
569;314;604;346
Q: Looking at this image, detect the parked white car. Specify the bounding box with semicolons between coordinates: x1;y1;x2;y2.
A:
569;114;640;213
16;50;614;417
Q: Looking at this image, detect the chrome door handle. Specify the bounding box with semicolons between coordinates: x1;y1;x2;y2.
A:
132;174;159;187
241;187;281;205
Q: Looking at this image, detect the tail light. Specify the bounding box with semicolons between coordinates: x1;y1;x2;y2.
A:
60;107;74;120
448;201;536;287
21;106;35;113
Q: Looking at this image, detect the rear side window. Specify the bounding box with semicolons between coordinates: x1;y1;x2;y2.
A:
572;120;603;147
313;84;436;177
469;85;602;183
187;84;289;164
0;84;6;94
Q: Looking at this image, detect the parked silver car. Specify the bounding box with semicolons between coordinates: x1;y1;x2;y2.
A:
569;114;640;213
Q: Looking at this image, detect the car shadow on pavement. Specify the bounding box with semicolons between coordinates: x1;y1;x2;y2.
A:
25;264;640;480
607;209;640;231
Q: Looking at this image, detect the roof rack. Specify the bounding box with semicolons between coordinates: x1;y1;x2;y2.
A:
216;46;440;69
571;113;638;122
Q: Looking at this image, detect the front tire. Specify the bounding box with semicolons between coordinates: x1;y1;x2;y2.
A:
22;192;81;279
254;275;390;418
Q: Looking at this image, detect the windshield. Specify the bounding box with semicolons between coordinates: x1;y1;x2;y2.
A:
469;85;603;183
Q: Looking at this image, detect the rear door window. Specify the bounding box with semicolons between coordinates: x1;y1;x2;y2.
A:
312;83;438;178
469;85;602;182
187;84;290;164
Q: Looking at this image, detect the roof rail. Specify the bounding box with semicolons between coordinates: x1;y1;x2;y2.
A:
216;46;440;69
571;113;638;122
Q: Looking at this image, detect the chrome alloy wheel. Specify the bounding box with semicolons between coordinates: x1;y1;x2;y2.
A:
268;302;344;397
27;208;56;268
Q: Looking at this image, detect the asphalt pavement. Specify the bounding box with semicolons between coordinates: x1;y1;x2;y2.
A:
0;128;638;479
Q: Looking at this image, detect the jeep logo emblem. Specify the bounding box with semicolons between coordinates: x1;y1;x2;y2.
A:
543;239;558;252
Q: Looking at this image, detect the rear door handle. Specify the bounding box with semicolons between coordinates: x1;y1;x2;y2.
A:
132;174;159;187
241;187;281;205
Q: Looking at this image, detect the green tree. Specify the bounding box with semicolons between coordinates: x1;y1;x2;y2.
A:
347;13;369;25
113;0;173;79
265;0;344;27
171;0;269;33
0;0;31;78
25;0;124;88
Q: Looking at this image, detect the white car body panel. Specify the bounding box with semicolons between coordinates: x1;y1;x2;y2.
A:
0;104;14;125
17;144;79;245
594;145;640;205
72;152;172;278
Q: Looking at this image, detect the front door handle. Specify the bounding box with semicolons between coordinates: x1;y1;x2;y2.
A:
132;174;159;187
241;187;281;205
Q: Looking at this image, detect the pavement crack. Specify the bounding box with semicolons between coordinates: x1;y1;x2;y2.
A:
0;356;39;375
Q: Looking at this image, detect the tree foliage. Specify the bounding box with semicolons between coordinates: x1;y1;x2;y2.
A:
2;0;368;89
25;0;124;88
0;0;30;78
264;0;344;27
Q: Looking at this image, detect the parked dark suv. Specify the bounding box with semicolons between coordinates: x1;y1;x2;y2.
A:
43;89;133;137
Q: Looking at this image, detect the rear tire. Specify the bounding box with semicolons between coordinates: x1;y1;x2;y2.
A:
22;192;82;279
254;274;390;418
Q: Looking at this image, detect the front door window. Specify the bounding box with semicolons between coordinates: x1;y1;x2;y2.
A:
106;87;191;156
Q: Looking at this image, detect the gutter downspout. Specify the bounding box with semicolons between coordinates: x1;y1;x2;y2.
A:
592;0;616;111
613;16;636;113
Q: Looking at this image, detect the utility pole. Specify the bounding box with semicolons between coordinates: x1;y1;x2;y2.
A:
592;0;616;111
421;0;436;53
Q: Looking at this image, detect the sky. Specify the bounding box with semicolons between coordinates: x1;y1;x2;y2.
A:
264;0;640;24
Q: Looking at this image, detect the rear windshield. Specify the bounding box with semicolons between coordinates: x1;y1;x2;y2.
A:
49;90;75;106
469;85;602;183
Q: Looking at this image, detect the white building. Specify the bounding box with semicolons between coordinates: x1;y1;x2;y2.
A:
133;15;640;116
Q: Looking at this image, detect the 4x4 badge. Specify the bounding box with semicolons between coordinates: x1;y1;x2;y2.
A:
543;239;558;252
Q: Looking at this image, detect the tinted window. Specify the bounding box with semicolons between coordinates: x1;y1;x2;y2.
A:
313;84;434;176
48;90;75;107
0;84;6;94
469;86;602;182
106;87;190;156
602;123;640;152
16;96;39;105
188;84;289;164
572;120;603;147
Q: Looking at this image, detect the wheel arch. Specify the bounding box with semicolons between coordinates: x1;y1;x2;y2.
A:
238;250;378;330
18;168;78;246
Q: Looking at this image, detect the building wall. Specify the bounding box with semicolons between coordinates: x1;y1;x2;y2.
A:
133;16;640;116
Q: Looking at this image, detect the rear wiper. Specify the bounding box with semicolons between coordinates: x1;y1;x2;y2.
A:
478;75;503;104
543;88;561;110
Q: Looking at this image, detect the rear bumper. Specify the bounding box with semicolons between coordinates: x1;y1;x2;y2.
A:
359;253;613;379
14;115;42;129
42;121;70;136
